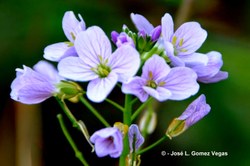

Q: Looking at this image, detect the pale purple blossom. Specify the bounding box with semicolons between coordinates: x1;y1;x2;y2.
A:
187;51;228;83
161;13;208;67
58;26;140;102
122;54;199;102
10;61;63;104
131;13;161;42
90;127;123;158
177;94;211;129
111;31;135;47
128;124;144;152
43;11;86;61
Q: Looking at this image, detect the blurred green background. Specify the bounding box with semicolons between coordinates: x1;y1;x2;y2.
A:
1;0;250;166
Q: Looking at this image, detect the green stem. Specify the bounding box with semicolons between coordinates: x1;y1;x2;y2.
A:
137;135;169;155
56;97;79;128
79;96;110;127
57;114;89;166
105;98;124;112
131;97;153;121
119;94;132;166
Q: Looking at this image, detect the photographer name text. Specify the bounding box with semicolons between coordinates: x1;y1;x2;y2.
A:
161;150;228;157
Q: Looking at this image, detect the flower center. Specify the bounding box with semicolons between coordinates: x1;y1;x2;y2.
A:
146;71;166;89
92;55;111;78
171;36;187;56
96;64;111;78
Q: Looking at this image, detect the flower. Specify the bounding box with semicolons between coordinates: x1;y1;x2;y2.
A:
166;94;211;139
43;11;86;61
10;61;63;104
111;31;135;48
90;127;123;158
128;124;144;152
161;13;208;67
186;51;228;83
122;54;199;102
131;13;161;42
58;26;140;102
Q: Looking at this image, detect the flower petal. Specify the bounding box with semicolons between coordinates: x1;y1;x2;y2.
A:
198;71;228;83
74;26;112;65
131;13;154;34
178;94;211;127
58;57;98;81
189;51;223;78
143;86;172;102
63;11;86;42
87;72;118;102
122;77;148;102
178;52;208;66
164;67;199;100
43;42;77;62
108;45;140;82
33;60;62;82
13;83;54;104
164;41;185;67
161;13;174;41
10;66;55;104
173;22;207;55
142;54;170;81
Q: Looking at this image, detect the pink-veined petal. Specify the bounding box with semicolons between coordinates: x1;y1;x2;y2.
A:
173;22;207;55
109;45;140;82
63;11;86;42
33;60;62;82
142;54;171;81
14;83;54;104
142;86;172;102
58;57;98;81
122;77;148;102
161;13;174;41
87;72;118;102
164;41;185;67
179;52;208;66
74;26;112;65
164;67;199;100
131;13;154;34
43;42;77;62
198;71;228;83
189;51;223;78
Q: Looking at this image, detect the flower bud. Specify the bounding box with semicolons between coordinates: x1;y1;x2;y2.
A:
166;94;211;139
56;80;83;102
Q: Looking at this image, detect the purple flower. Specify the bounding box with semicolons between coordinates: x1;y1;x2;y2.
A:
131;13;161;42
58;26;140;102
122;54;199;102
90;127;123;158
161;13;208;67
187;51;228;83
166;94;211;138
10;61;63;104
111;31;135;48
43;11;86;61
177;94;211;128
128;124;144;152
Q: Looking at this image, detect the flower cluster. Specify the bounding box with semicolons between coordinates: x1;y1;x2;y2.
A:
10;11;228;165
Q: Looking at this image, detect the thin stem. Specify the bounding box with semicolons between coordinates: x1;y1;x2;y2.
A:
79;96;110;127
131;97;153;121
57;114;89;166
105;98;124;112
56;97;79;128
130;97;138;106
137;135;169;155
119;94;132;166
